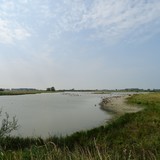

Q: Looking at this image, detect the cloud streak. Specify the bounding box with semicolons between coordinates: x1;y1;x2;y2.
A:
0;1;31;44
0;18;31;44
49;0;160;43
1;0;160;44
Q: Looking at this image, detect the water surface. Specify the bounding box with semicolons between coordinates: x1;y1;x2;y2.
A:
0;92;111;137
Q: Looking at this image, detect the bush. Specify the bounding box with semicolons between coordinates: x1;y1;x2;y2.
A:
0;110;19;138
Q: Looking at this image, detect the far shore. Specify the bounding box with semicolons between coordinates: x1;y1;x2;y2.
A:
100;94;143;115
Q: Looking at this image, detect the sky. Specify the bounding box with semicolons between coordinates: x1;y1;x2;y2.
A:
0;0;160;90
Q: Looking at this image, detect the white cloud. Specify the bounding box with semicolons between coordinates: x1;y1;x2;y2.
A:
49;0;160;43
1;0;160;44
14;28;31;40
1;1;15;11
0;19;13;43
0;19;31;44
0;0;31;44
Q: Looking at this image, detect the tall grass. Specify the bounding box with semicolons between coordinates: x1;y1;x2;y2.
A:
0;93;160;159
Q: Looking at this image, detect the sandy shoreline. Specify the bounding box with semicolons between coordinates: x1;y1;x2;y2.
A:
100;95;142;115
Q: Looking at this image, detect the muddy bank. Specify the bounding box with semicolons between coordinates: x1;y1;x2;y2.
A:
100;95;142;115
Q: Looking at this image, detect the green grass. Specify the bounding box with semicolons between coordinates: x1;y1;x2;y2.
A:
0;93;160;159
0;90;43;96
0;90;58;96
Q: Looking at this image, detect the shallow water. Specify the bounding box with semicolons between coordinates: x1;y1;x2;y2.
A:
0;92;112;137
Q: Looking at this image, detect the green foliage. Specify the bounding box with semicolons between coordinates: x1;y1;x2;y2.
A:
46;87;56;92
0;110;19;138
0;90;45;96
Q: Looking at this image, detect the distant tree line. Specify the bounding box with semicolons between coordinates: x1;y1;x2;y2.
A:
56;88;160;92
0;88;38;91
124;88;160;92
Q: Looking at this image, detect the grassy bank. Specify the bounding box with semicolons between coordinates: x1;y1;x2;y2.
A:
0;90;57;96
0;93;160;159
0;90;46;96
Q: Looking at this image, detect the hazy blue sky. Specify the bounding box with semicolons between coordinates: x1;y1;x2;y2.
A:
0;0;160;90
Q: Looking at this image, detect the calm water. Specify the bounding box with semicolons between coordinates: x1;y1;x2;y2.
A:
0;92;112;137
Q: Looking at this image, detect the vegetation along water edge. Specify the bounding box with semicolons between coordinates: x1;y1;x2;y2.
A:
0;92;160;159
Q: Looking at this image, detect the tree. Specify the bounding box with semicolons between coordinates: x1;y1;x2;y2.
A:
46;88;51;91
50;87;55;92
46;87;56;92
0;110;19;138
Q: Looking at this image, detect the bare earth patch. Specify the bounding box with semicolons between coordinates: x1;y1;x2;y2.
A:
100;95;143;115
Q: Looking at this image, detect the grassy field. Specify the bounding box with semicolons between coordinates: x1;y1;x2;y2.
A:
0;93;160;159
